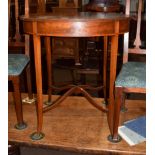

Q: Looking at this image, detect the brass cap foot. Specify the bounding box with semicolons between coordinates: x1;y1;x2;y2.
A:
22;97;36;104
107;135;122;143
44;100;53;106
30;132;45;140
15;122;27;130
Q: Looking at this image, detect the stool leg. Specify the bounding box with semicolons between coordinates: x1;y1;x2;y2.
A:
12;77;27;130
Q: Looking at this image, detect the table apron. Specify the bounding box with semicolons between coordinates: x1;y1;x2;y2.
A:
23;20;129;37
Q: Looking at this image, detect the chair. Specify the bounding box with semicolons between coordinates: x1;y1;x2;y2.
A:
111;0;146;142
8;0;34;130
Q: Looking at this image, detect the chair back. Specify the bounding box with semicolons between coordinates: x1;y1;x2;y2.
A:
123;0;146;63
36;0;46;14
8;0;21;42
25;0;30;16
24;0;31;56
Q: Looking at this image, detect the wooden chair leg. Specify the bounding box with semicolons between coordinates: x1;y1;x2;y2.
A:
12;77;27;130
108;86;123;142
121;93;127;112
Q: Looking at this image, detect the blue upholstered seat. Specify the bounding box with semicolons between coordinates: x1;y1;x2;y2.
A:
8;54;30;76
115;62;146;88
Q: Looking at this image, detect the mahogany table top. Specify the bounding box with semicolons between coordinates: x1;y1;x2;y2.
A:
20;12;129;21
20;12;130;37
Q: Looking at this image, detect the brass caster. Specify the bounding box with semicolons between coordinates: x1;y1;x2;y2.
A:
30;132;45;140
44;100;52;106
15;122;27;130
22;97;36;104
121;107;128;112
107;135;122;143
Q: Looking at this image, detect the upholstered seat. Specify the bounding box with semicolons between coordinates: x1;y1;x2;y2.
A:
115;62;146;88
8;54;30;76
8;54;32;130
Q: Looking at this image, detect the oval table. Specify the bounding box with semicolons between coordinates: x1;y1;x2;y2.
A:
20;12;130;142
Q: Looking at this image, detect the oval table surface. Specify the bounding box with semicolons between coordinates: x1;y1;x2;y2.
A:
20;12;130;37
20;12;129;21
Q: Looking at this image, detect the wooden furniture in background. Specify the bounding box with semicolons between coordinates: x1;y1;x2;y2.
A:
46;0;59;12
53;0;82;13
8;0;47;48
112;0;146;142
82;0;123;102
84;0;122;13
8;0;25;47
51;0;82;64
20;12;129;140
